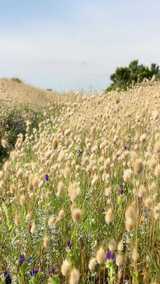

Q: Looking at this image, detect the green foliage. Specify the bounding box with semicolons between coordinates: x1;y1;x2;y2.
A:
49;276;60;284
0;107;47;167
106;60;160;92
11;77;23;83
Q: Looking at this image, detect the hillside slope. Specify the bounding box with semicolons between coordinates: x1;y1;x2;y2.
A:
0;78;58;108
66;80;160;131
1;81;160;282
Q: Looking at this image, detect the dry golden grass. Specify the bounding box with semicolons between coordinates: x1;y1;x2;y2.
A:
1;80;160;283
0;78;59;108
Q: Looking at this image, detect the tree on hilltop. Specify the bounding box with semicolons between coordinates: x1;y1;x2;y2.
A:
106;60;160;92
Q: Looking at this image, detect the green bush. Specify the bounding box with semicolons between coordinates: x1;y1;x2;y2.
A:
11;77;23;83
0;107;45;167
0;104;61;167
106;60;160;92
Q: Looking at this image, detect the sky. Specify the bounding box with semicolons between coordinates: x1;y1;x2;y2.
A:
0;0;160;91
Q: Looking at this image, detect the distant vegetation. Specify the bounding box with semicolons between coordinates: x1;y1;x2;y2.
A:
11;77;23;83
106;60;160;92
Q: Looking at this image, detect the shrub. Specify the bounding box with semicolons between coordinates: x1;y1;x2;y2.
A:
106;60;160;92
0;107;47;167
11;77;23;83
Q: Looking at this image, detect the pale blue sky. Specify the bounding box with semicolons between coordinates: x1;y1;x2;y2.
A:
0;0;160;91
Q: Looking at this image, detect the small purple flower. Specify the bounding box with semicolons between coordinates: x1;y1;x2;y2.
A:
105;250;115;261
19;255;25;265
30;268;39;277
4;271;12;284
66;240;72;250
44;175;49;182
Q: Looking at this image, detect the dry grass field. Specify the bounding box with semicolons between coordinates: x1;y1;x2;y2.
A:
0;80;160;283
0;79;59;108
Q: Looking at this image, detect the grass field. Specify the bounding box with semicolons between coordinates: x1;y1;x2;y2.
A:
0;80;160;283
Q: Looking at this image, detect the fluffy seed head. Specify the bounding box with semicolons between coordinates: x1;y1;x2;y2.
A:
68;182;80;202
61;259;72;277
125;204;136;231
19;194;26;206
43;235;49;248
131;247;139;263
117;240;124;252
48;215;56;227
56;181;64;197
154;164;160;177
14;212;20;226
108;239;117;251
69;268;80;284
133;159;143;175
1;138;8;148
123;169;132;182
88;258;97;272
56;209;65;222
96;247;106;264
71;208;82;222
30;221;36;234
154;141;160;154
105;208;114;224
31;176;39;188
104;187;112;197
116;254;124;266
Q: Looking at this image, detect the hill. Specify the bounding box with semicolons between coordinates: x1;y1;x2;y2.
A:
1;81;160;283
0;78;58;108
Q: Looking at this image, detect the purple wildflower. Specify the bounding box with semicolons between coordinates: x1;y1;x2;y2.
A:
30;268;39;277
105;250;115;261
66;240;72;250
4;272;12;284
44;175;49;182
19;255;25;265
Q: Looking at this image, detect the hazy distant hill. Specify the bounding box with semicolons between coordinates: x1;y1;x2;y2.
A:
0;78;58;108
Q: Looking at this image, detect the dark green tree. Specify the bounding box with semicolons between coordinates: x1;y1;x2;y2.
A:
106;60;160;92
